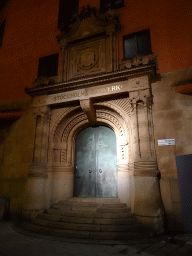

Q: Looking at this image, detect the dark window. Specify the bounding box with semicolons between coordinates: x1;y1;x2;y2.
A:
38;53;59;78
0;0;8;12
100;0;124;13
0;21;6;47
58;0;79;28
123;29;152;59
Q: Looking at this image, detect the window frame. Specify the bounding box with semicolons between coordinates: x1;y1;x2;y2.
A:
123;29;152;60
58;0;79;29
38;53;59;78
100;0;124;14
0;0;8;12
0;20;6;47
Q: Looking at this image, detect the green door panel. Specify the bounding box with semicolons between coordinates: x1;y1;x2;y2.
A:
96;126;117;198
74;126;117;198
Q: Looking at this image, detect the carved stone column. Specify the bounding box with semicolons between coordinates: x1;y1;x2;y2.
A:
22;106;51;219
129;86;165;234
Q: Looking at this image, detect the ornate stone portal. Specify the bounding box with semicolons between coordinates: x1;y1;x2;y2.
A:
23;6;164;234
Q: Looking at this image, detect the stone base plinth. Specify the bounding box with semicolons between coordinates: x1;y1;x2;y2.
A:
134;176;165;234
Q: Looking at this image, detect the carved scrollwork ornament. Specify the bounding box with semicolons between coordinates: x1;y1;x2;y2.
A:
78;5;98;19
105;8;118;21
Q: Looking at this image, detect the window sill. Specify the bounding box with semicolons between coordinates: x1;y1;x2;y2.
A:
120;53;157;70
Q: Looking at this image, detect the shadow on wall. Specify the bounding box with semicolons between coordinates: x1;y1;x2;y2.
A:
0;197;10;220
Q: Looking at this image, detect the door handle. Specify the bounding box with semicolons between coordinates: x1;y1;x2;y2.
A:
89;170;92;173
99;169;102;173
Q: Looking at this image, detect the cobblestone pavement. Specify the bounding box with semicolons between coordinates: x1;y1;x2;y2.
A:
1;221;192;256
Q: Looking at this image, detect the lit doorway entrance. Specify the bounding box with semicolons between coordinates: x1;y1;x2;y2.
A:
74;126;117;198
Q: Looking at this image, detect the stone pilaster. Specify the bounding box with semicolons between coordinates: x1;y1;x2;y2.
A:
130;85;165;234
117;164;131;207
129;91;140;160
22;106;51;218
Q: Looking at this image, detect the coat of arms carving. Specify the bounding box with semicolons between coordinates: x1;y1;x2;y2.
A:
80;51;95;68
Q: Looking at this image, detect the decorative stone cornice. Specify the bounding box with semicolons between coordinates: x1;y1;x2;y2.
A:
25;64;156;97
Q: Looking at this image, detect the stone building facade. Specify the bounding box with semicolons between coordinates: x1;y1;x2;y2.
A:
0;0;192;234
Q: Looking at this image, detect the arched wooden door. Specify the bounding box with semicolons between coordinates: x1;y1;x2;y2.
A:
74;126;117;198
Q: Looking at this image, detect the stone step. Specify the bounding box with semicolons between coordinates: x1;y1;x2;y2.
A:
37;213;94;224
46;209;103;218
52;205;130;213
100;203;127;208
102;212;133;219
33;218;140;232
20;222;90;239
52;205;98;212
37;213;138;225
66;198;120;204
93;218;138;225
20;197;152;241
57;201;126;208
20;221;149;240
46;209;133;219
57;201;98;207
32;218;101;231
97;207;130;213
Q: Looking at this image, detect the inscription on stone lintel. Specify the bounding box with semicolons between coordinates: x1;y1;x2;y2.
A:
45;76;149;106
52;90;85;102
48;84;123;105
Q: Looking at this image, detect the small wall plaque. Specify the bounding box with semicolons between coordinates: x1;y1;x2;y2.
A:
158;139;175;146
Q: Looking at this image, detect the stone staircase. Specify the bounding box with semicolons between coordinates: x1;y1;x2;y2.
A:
20;198;151;240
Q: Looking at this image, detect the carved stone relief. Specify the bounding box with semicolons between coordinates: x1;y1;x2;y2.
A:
120;53;158;70
57;6;121;82
67;38;106;80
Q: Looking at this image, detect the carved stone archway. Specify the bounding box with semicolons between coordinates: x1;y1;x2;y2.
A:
48;96;134;207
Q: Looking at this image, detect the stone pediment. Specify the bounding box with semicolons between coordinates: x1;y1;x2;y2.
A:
57;6;120;43
57;5;121;82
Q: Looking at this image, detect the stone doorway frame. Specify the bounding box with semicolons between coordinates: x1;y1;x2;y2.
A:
23;72;165;233
49;97;134;209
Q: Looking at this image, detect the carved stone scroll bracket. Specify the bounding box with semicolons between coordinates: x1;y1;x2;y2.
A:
80;99;96;123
